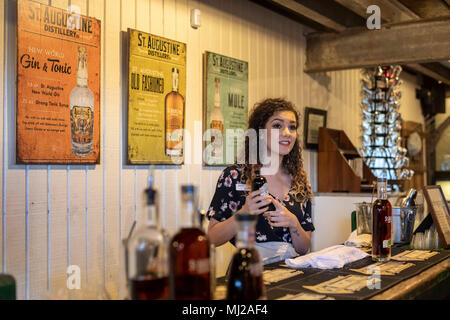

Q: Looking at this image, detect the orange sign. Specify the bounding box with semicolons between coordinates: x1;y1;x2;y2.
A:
16;0;101;164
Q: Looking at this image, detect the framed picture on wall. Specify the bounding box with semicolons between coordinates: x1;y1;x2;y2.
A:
16;0;101;164
304;107;327;150
203;51;248;166
126;28;186;165
423;185;450;249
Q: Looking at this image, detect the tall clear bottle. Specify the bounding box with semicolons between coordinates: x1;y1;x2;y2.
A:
227;212;265;300
209;77;224;161
127;176;169;299
170;185;211;299
165;67;185;157
372;174;392;262
70;46;94;157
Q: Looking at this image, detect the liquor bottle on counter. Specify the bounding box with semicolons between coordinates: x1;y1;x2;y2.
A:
165;67;185;157
252;169;276;212
0;274;16;300
209;77;224;160
227;212;265;300
372;173;392;262
127;175;169;300
70;46;94;157
170;185;211;299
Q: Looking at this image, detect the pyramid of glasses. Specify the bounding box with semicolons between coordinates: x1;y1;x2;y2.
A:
359;65;414;183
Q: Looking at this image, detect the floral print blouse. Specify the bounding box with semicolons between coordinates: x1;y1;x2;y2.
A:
207;165;315;246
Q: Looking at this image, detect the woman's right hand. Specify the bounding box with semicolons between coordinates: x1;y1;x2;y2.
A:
239;189;273;215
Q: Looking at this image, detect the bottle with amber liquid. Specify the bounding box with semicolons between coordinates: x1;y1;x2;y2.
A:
227;212;265;300
252;169;276;212
170;185;211;299
372;175;392;262
127;175;169;299
165;67;185;157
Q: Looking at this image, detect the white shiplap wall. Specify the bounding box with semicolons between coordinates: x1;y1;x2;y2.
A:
1;0;378;299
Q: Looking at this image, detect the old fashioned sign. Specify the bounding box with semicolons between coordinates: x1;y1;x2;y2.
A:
127;28;186;165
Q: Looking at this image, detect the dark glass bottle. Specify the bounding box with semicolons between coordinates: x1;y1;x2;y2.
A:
127;176;169;300
251;169;276;212
170;185;211;300
372;176;392;262
227;212;266;300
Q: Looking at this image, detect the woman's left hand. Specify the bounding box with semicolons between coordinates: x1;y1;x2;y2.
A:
263;197;297;229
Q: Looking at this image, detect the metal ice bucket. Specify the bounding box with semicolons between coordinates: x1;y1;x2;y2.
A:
392;206;417;244
354;202;372;235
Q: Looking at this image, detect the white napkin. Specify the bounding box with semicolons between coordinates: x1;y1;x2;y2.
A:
255;242;298;265
344;230;372;248
285;245;369;269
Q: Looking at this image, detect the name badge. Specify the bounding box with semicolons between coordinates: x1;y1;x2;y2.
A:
236;183;249;191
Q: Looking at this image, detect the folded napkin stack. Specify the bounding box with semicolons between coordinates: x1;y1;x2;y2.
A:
344;230;372;248
285;245;369;269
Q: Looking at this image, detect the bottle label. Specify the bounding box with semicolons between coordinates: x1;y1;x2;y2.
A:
249;262;263;277
260;183;269;196
71;106;93;143
383;239;392;249
188;258;210;275
210;120;223;132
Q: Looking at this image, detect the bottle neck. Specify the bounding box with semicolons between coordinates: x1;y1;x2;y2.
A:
146;202;160;228
377;179;388;200
77;58;88;87
172;71;179;92
236;221;256;249
181;198;199;228
214;81;220;108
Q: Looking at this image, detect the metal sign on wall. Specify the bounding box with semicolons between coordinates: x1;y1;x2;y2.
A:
16;0;101;164
203;51;248;166
127;28;186;165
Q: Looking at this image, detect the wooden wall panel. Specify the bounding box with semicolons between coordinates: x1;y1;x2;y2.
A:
0;0;5;276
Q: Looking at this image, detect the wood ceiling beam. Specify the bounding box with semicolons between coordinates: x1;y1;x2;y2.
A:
305;17;450;73
397;0;450;19
334;0;419;23
270;0;346;32
406;63;450;86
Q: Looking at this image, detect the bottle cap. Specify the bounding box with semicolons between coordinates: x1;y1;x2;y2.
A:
181;185;195;194
145;175;156;205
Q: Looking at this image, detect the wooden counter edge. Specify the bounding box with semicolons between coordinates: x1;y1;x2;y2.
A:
370;257;450;300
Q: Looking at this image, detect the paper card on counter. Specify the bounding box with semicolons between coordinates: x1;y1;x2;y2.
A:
351;261;414;275
303;275;369;294
277;292;334;300
391;250;439;261
263;268;304;285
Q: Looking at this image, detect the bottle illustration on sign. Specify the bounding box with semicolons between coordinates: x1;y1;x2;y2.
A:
209;77;224;160
165;68;185;157
70;46;94;157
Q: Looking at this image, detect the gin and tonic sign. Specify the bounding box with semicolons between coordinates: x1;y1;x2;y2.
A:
16;0;101;164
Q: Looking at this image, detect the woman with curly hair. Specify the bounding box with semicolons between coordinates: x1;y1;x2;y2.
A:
206;98;315;261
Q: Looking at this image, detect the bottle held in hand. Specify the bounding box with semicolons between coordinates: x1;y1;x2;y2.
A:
251;169;276;212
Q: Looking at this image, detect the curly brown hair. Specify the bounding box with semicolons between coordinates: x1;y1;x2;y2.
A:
238;98;313;204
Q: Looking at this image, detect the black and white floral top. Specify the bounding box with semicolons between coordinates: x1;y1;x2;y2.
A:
207;165;315;246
